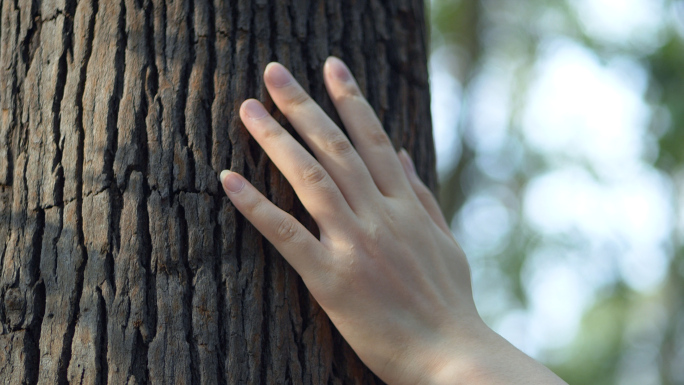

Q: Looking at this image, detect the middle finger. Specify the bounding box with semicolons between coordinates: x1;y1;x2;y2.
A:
263;62;381;213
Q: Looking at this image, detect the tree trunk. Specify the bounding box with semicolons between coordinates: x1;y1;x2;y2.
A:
0;0;434;383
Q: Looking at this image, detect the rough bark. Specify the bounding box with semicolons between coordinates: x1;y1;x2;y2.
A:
0;0;435;383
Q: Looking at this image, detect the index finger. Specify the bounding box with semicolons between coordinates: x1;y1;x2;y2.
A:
220;170;329;281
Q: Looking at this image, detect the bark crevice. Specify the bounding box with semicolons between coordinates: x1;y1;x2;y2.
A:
59;0;98;382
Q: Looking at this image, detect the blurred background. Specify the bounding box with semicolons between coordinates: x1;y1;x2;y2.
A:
428;0;684;383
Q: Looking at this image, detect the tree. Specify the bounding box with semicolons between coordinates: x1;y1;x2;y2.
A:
0;0;435;383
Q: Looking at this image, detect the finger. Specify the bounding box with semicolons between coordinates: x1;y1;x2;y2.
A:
323;56;412;196
397;149;451;235
220;170;327;279
262;62;380;211
240;99;355;234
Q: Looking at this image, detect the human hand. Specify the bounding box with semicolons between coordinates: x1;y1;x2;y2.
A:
220;57;566;385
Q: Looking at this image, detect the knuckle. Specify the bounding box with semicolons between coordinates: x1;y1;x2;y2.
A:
274;216;299;243
323;134;353;156
368;129;392;147
260;123;283;140
246;196;267;216
287;89;311;110
242;194;264;216
300;163;329;188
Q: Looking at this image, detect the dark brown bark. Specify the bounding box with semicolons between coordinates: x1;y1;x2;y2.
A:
0;0;435;383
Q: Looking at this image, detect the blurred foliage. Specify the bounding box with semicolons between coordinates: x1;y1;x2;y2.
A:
653;36;684;170
429;0;684;383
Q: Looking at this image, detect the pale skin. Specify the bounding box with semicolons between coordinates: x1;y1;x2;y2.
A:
219;57;568;385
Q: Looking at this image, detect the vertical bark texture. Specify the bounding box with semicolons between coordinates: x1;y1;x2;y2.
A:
0;0;434;383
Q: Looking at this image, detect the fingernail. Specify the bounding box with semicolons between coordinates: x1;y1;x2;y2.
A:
326;56;352;83
243;99;268;119
265;62;293;87
220;170;245;193
399;148;416;175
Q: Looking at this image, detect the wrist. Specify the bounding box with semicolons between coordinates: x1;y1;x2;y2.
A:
422;319;496;385
423;321;567;385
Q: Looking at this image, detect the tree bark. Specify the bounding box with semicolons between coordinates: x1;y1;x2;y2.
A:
0;0;435;383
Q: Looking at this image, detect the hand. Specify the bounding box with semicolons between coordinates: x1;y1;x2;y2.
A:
220;57;566;385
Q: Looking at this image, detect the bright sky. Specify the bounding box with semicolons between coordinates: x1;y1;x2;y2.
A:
574;0;666;50
430;0;671;358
